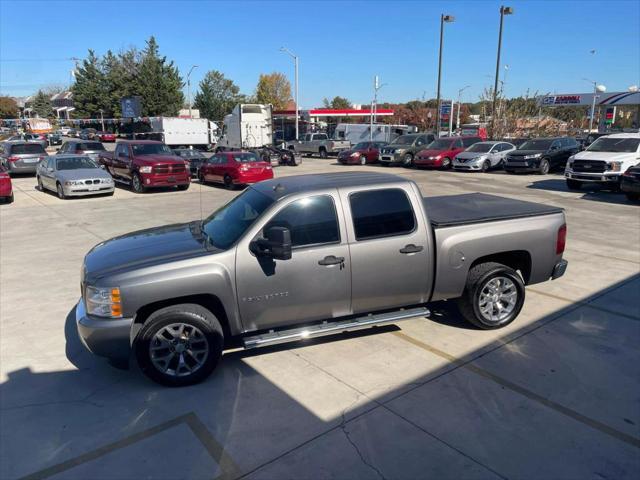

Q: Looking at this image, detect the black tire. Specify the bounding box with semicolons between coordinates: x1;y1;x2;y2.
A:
224;174;235;190
441;157;452;170
456;262;525;330
177;183;190;191
198;171;206;184
626;192;639;201
566;179;582;190
135;304;224;387
37;176;44;192
6;192;14;204
481;160;490;172
403;153;414;168
319;148;328;159
132;173;146;193
56;182;66;200
538;158;550;175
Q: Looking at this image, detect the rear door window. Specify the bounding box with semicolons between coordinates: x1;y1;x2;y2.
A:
350;189;416;241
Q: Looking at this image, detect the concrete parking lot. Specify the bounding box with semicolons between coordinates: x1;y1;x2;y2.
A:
1;158;639;479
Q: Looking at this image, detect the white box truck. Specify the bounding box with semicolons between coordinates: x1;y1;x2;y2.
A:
333;123;417;145
217;104;298;166
142;117;218;149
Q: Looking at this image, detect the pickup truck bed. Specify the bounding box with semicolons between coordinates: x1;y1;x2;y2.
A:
424;193;563;228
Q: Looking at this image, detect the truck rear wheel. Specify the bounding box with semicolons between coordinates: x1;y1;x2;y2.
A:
456;262;525;330
135;304;224;386
319;148;328;159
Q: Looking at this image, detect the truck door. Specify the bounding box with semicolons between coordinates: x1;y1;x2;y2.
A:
112;144;130;180
339;186;431;313
235;192;352;331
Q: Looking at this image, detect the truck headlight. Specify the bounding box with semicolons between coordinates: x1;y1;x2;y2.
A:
609;162;622;172
139;166;153;173
85;286;122;318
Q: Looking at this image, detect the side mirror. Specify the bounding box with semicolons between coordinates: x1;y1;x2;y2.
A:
250;226;292;260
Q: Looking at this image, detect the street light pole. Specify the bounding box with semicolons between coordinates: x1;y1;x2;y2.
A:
99;109;105;131
280;47;299;141
370;76;387;141
456;85;470;132
491;6;513;139
187;65;198;118
436;14;455;137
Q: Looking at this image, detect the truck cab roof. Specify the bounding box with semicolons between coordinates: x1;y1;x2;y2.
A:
252;172;407;200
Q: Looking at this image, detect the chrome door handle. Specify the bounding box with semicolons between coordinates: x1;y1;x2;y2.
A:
399;244;424;254
318;255;345;266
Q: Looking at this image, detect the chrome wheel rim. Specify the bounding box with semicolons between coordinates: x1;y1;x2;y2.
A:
478;276;518;324
57;185;63;198
360;156;366;165
133;175;141;191
149;323;209;377
404;154;412;165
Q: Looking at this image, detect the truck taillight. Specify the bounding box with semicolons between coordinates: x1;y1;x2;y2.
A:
556;224;567;254
7;156;19;162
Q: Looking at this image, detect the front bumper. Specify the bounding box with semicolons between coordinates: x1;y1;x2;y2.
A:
504;161;539;173
76;298;134;361
415;157;444;167
379;153;403;165
141;173;190;187
453;162;482;170
565;170;621;183
64;183;115;197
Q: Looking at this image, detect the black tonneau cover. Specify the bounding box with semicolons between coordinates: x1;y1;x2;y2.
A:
424;193;563;228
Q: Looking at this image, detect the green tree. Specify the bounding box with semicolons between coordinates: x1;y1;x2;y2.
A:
31;90;52;118
71;50;107;118
194;70;243;121
255;72;291;109
0;96;19;118
322;96;351;109
137;36;184;116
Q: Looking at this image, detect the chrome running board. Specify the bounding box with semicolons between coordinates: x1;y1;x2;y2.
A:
243;306;429;349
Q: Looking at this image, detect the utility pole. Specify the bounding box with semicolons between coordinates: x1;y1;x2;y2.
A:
491;6;513;139
99;109;105;131
187;65;198;118
436;14;455;137
370;75;387;141
280;47;299;140
456;85;470;132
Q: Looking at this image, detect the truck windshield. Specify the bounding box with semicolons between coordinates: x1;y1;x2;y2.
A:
392;136;417;145
131;143;173;156
587;138;640;153
202;188;274;250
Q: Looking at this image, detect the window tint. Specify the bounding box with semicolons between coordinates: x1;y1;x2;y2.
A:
462;137;480;147
265;196;340;247
454;139;464;148
9;143;45;154
350;189;415;240
315;134;328;140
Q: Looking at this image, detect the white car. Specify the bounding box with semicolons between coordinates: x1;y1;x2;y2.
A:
565;133;640;190
453;141;516;172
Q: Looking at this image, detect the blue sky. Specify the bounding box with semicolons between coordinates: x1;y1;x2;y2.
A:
1;0;638;107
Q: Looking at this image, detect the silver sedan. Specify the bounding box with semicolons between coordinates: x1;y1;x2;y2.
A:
37;154;115;199
453;141;516;172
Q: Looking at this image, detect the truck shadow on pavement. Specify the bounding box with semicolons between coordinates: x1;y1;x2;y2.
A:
527;179;635;205
1;274;639;480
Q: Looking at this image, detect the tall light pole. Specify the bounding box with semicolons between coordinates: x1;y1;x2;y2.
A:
491;6;513;139
99;109;105;131
187;65;198;118
584;78;606;132
436;14;455;137
456;85;470;132
280;47;299;140
370;76;388;141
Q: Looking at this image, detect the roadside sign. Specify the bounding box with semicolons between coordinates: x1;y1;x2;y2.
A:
121;97;142;118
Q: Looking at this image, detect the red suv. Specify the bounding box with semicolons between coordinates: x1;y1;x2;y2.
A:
199;151;273;189
414;136;482;169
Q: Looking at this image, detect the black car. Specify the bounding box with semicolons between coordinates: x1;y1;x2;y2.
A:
46;132;62;146
504;137;580;175
621;163;640;201
173;148;207;177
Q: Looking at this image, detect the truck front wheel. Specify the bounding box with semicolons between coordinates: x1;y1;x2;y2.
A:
135;304;224;386
132;173;146;193
456;262;525;330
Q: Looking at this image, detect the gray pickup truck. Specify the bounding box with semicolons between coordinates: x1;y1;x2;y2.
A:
286;133;351;158
77;172;568;386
